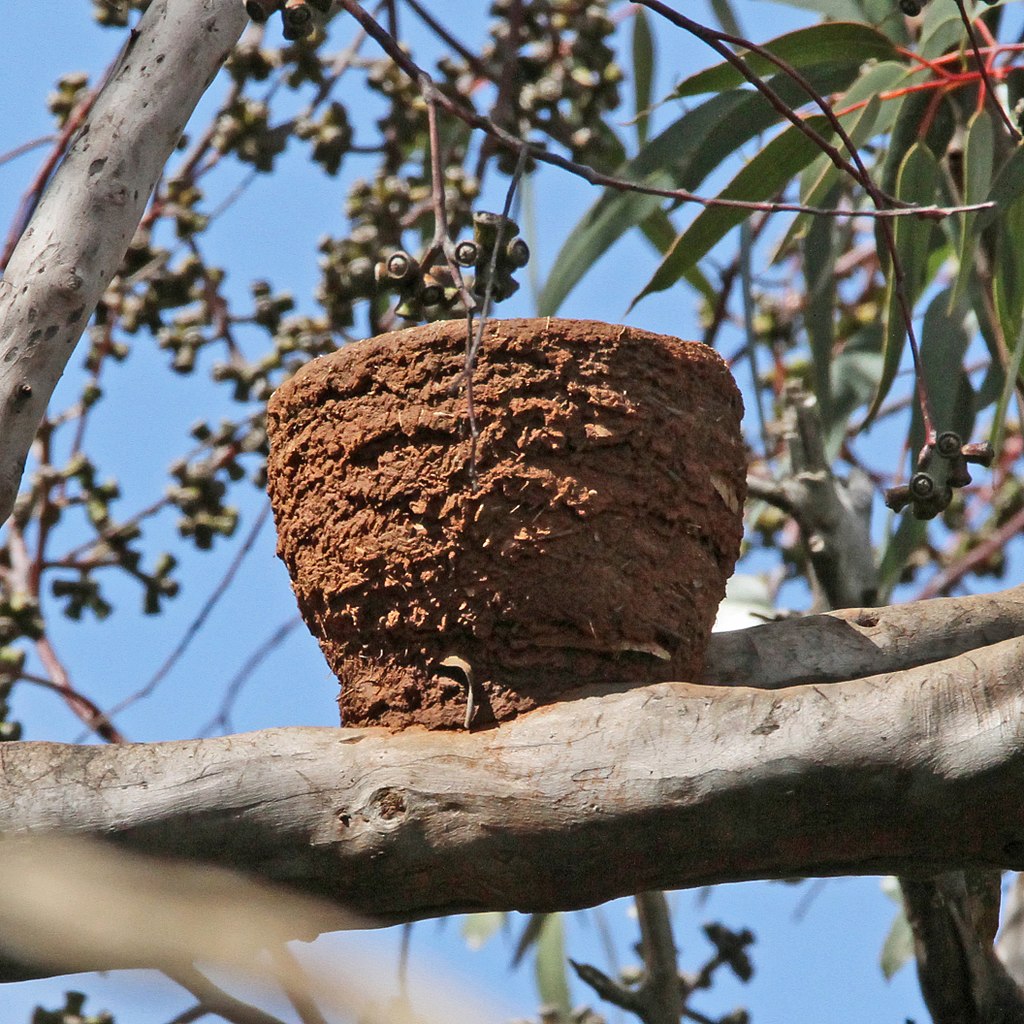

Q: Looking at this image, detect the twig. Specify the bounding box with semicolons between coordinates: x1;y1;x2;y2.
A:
0;75;107;271
463;145;528;488
633;0;934;442
198;615;302;737
915;501;1024;601
84;501;271;738
18;670;125;744
163;1006;208;1024
403;0;488;77
0;135;55;169
168;965;290;1024
270;946;330;1024
36;636;126;743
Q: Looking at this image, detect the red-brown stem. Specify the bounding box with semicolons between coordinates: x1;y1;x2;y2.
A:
36;636;125;743
952;0;1021;141
916;501;1024;600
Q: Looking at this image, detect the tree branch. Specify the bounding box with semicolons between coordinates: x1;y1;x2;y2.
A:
0;600;1023;966
0;0;247;524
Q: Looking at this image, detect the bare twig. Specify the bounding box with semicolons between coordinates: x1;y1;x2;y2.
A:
84;501;271;738
168;965;290;1024
198;615;302;737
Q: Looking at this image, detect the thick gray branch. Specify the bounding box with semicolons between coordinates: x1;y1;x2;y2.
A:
0;0;246;523
2;625;1024;933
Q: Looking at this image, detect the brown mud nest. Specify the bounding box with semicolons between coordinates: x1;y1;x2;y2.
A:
266;317;745;731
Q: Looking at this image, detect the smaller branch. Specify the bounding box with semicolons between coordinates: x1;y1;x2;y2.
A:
403;0;488;77
915;501;1024;601
0;71;107;272
198;615;302;737
169;965;290;1024
271;946;330;1024
634;891;684;1024
36;636;125;743
570;959;645;1016
85;501;271;737
0;135;56;170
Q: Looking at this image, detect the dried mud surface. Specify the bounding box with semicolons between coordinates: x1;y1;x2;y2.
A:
266;318;745;731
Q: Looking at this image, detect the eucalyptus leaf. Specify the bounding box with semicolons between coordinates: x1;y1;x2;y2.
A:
534;914;572;1023
631;116;833;308
671;22;897;98
863;142;941;427
631;7;655;147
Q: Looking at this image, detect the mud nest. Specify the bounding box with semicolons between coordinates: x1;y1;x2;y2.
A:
266;317;745;731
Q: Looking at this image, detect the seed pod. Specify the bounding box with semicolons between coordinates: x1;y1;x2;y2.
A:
910;472;935;499
383;250;418;283
505;237;530;268
936;431;962;460
454;240;479;267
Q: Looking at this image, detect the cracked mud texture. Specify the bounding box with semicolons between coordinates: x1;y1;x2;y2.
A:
266;317;745;731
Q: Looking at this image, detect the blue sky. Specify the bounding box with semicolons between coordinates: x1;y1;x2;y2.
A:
0;2;942;1021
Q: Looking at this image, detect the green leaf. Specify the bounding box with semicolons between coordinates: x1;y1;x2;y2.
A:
461;912;505;951
535;914;572;1022
989;319;1024;456
880;907;915;980
540;63;864;316
951;110;996;309
671;22;898;99
751;0;865;18
631;116;833;308
710;0;742;35
909;288;974;454
877;512;926;602
801;95;882;210
978;142;1024;230
631;8;655;147
863;142;941;426
803;209;837;422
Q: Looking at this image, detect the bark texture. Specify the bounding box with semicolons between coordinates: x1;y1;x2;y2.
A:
0;0;246;524
1;593;1023;933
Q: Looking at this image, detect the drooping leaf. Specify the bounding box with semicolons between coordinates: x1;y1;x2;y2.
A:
512;912;548;968
880;907;915;980
534;914;572;1023
988;316;1024;456
950;110;996;309
631;116;833;308
802;206;838;421
800;94;882;210
878;512;926;602
631;7;655;147
461;912;505;951
909;288;974;454
710;0;742;35
751;0;866;19
863;142;941;426
979;142;1024;231
670;22;898;99
918;1;970;59
540;63;865;315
